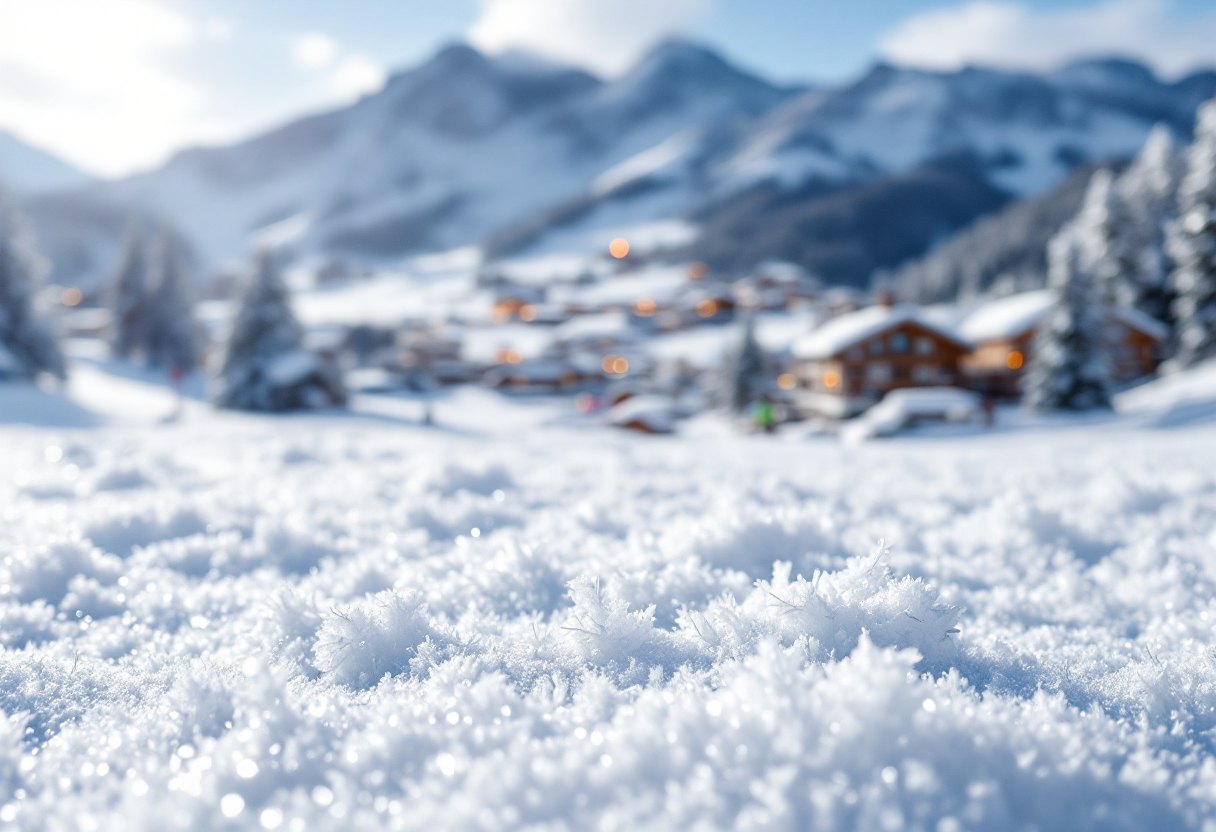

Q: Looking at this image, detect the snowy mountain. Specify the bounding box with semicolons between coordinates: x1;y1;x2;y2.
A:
30;41;788;290
22;44;1216;291
0;129;92;196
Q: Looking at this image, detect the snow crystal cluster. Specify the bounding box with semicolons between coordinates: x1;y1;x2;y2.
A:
1;416;1216;830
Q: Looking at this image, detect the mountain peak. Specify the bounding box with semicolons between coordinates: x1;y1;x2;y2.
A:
1051;57;1159;90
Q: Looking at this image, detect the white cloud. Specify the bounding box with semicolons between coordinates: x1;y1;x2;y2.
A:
0;0;202;176
292;33;385;100
328;56;387;100
0;4;388;178
878;0;1216;78
468;0;710;76
293;33;339;70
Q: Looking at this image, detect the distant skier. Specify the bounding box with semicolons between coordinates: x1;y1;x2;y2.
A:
753;396;775;433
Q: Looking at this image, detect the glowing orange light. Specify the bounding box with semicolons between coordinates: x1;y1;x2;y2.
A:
519;304;537;322
490;306;510;324
1006;350;1024;370
687;262;708;280
777;373;796;390
634;298;656;317
61;287;83;307
496;348;522;365
696;299;718;318
823;370;841;389
609;238;630;259
602;355;629;374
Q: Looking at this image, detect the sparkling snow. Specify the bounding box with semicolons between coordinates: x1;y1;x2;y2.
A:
2;367;1216;830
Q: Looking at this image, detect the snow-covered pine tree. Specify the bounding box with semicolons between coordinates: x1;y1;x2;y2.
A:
143;229;200;370
215;249;345;411
1115;125;1182;322
1022;230;1112;411
109;228;152;360
0;193;65;380
721;311;766;412
1070;168;1125;306
1168;98;1216;369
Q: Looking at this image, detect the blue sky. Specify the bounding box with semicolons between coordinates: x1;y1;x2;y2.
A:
2;0;1215;176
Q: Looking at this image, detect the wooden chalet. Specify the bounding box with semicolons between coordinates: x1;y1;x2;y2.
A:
958;290;1167;397
790;304;973;417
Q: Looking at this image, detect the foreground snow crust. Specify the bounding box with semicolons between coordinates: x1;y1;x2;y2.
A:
2;396;1216;830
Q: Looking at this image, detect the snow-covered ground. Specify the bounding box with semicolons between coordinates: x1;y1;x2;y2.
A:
3;365;1216;830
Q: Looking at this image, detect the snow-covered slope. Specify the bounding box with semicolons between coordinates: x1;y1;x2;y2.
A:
721;59;1216;197
40;41;786;283
0;130;92;195
487;59;1216;277
4;366;1216;829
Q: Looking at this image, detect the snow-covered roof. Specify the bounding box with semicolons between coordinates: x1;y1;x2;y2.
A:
265;350;319;386
553;311;638;344
957;291;1054;342
569;266;688;308
958;290;1168;343
605;395;675;433
1115;306;1169;341
791;304;967;360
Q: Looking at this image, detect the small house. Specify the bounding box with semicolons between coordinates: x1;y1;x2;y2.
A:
733;261;822;311
790;304;973;417
957;290;1167;397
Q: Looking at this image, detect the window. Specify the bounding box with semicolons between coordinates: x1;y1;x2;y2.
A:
867;340;883;355
890;333;909;354
914;337;935;355
911;365;938;384
846;347;863;361
865;362;892;383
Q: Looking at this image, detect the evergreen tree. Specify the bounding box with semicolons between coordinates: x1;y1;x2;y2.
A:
1022;231;1111;411
1168;98;1216;369
1115;125;1182;322
109;228;152;360
720;312;766;412
0;193;64;380
143;229;200;370
215;249;344;411
1071;167;1121;303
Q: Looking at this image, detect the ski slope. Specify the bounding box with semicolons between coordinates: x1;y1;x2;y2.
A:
2;365;1216;830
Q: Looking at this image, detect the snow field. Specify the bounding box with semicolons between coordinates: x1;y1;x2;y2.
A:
1;411;1216;830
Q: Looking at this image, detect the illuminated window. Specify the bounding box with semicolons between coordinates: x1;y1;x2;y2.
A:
634;298;656;317
519;304;537;322
823;370;841;389
1006;350;1024;370
777;373;797;390
696;299;718;317
609;238;630;259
